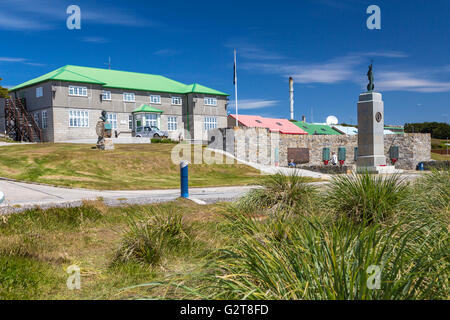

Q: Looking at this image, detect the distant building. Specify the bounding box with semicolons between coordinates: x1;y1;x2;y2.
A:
227;114;307;135
332;125;395;135
0;65;229;142
291;121;341;135
384;125;404;134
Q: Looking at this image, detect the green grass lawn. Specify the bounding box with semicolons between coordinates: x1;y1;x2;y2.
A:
0;143;263;190
431;152;450;161
431;138;449;150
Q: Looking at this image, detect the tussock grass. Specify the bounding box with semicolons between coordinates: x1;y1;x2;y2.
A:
236;173;318;215
325;172;409;222
130;171;448;300
190;210;448;300
112;207;197;266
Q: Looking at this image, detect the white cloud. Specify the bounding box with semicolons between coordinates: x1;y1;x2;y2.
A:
377;72;450;93
154;49;179;57
242;51;450;93
0;57;44;67
225;41;285;61
82;37;110;44
243;54;362;84
0;0;158;31
0;12;53;30
228;99;279;110
0;57;28;62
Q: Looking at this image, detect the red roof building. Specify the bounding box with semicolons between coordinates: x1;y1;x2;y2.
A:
228;114;308;135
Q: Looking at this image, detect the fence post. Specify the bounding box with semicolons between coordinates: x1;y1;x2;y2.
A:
180;161;189;198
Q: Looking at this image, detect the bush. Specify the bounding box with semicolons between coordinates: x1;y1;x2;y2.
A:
406;169;450;214
325;172;409;222
112;207;194;266
151;138;177;144
200;211;448;300
236;173;318;215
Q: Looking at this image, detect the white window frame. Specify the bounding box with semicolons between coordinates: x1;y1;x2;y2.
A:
123;92;135;102
204;117;218;131
69;86;88;97
128;115;133;130
69;110;89;128
150;95;161;104
42;110;48;129
107;113;118;129
102;90;111;101
36;87;43;98
143;113;159;128
204;97;217;106
171;96;182;105
167;116;177;131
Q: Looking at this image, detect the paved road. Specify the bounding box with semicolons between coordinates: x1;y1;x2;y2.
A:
0;179;260;214
0;170;425;214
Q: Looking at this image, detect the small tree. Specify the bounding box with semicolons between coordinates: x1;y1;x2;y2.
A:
0;78;9;98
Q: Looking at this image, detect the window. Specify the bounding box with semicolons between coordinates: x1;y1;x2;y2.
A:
204;117;217;131
171;96;182;105
33;113;39;127
144;113;158;128
167;116;177;131
107;113;117;129
69;86;87;97
128;115;133;130
123;92;135;102
150;95;161;104
42;110;48;129
36;87;43;98
102;90;111;101
69;110;89;127
204;97;217;106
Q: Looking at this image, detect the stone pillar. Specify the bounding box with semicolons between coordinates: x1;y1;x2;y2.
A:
357;92;387;172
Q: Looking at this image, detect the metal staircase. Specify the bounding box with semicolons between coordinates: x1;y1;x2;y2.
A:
4;98;42;142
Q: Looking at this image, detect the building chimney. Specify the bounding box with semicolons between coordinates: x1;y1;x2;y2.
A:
302;115;306;122
289;77;294;120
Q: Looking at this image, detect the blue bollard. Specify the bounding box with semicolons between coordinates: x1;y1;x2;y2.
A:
418;162;424;171
180;161;189;198
0;191;4;204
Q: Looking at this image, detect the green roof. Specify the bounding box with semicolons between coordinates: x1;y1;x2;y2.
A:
132;105;164;113
9;65;229;96
292;121;342;135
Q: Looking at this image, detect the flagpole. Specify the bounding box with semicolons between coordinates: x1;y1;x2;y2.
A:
234;49;239;127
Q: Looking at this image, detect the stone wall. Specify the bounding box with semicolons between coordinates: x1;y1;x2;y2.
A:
208;128;431;170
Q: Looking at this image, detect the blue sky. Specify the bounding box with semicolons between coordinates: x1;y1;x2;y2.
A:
0;0;449;125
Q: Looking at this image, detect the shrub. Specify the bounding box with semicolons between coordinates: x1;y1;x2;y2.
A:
236;173;317;215
194;211;448;300
325;172;409;222
112;207;194;266
406;169;450;214
151;138;177;144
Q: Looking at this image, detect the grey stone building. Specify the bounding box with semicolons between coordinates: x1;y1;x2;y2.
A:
0;65;229;142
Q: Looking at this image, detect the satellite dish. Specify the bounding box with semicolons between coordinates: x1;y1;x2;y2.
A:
326;115;338;125
0;191;4;204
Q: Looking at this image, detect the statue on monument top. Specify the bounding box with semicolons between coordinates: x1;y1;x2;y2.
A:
367;63;375;92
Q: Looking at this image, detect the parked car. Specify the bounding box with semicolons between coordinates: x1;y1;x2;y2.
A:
134;126;168;139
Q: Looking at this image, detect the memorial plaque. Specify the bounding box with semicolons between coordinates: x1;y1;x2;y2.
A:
288;148;310;164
